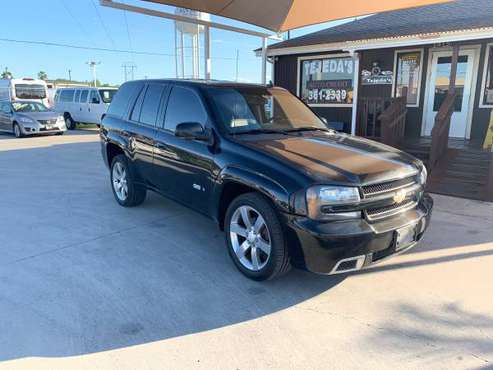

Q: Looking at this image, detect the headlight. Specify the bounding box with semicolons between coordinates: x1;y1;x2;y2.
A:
57;116;64;123
19;117;34;124
305;185;361;220
419;166;428;185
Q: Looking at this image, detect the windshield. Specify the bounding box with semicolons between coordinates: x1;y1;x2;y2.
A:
12;102;50;112
206;87;327;134
98;89;117;104
14;84;47;99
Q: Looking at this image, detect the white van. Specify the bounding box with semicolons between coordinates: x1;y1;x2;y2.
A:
54;87;118;129
0;78;50;107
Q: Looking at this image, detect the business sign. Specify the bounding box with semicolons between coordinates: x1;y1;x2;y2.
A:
300;56;354;105
361;62;393;85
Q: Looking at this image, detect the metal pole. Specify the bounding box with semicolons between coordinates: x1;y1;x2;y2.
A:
261;37;267;84
235;49;239;82
204;25;211;80
350;52;360;135
174;27;178;78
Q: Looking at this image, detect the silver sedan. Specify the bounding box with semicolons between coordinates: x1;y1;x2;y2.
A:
0;101;67;137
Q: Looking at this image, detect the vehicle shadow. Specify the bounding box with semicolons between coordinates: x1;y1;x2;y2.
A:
0;139;345;361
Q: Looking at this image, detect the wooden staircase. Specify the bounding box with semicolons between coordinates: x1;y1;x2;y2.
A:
401;139;492;201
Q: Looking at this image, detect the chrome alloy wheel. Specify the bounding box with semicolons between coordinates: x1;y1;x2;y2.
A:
14;125;21;138
112;162;128;201
229;205;272;271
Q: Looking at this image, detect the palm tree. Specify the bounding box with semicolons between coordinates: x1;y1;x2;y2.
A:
38;71;48;80
1;67;13;79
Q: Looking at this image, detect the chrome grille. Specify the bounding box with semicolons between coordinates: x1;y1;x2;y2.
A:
38;119;57;125
362;176;416;198
365;199;416;221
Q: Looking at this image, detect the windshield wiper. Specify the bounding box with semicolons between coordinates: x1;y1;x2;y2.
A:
283;126;331;133
233;128;289;135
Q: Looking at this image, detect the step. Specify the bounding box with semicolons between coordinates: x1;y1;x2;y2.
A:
428;182;485;200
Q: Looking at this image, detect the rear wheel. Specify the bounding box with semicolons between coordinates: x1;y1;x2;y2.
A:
13;123;23;138
64;114;76;130
225;193;291;280
110;154;146;207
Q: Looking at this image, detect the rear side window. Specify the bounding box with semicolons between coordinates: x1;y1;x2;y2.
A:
60;89;75;102
106;82;141;119
80;90;89;103
74;90;81;103
164;86;206;132
139;84;165;126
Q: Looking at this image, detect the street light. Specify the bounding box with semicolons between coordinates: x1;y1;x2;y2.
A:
86;61;101;87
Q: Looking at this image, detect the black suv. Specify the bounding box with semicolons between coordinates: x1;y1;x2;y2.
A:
100;79;433;280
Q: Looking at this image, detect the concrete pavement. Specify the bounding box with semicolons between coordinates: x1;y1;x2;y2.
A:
0;130;492;369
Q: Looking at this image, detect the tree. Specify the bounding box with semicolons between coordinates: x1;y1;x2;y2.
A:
38;71;48;80
1;67;13;79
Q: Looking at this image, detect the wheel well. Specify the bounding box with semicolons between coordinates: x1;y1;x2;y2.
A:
106;143;124;167
218;182;258;231
63;112;71;119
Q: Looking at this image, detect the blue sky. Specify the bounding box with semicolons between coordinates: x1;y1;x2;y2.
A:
0;0;353;85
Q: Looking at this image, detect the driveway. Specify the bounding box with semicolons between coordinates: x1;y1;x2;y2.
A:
0;130;492;369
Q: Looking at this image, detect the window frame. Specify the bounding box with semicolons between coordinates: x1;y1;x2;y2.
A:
296;53;354;108
391;48;424;108
162;85;208;133
479;43;493;108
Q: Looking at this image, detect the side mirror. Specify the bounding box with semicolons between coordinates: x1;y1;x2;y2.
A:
175;122;209;141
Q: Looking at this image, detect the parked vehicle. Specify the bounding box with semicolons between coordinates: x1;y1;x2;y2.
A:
0;78;50;107
54;87;117;129
0;101;66;137
100;79;433;280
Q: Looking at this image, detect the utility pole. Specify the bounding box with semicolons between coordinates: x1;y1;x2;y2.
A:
68;69;72;81
235;49;239;82
86;61;101;87
122;62;137;82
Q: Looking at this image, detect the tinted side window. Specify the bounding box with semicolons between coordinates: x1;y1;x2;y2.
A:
164;86;206;132
106;82;141;119
130;86;146;122
74;90;81;103
60;89;75;102
80;90;89;103
139;84;165;126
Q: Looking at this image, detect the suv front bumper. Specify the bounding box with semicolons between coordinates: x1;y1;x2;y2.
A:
282;193;433;274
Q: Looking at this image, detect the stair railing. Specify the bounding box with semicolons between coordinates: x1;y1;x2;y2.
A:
378;95;407;148
429;91;456;171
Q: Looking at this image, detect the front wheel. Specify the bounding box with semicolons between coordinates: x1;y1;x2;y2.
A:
13;123;23;138
110;154;147;207
64;114;76;130
225;193;291;280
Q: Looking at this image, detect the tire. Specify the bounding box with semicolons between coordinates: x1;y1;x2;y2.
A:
225;192;291;281
13;123;23;138
110;154;147;207
64;114;76;130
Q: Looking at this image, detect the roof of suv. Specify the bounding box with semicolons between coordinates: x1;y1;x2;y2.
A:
128;79;273;89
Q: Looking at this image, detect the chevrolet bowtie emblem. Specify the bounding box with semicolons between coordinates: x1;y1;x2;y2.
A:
393;189;407;204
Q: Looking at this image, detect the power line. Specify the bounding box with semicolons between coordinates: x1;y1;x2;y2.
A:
0;37;258;61
90;0;116;49
59;0;95;45
122;5;135;62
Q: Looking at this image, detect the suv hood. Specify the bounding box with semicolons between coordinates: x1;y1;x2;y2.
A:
237;132;420;185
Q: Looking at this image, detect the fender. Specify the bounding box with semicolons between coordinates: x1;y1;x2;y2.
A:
212;165;291;220
101;128;132;167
